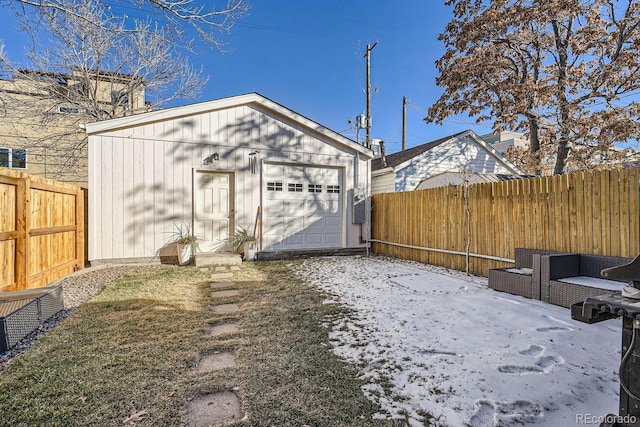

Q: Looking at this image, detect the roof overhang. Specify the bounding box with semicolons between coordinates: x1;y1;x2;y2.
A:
372;167;394;177
84;92;374;158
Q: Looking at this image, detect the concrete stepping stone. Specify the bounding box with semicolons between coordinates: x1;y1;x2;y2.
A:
229;265;241;271
197;352;237;372
209;282;234;289
211;290;240;298
208;323;240;337
211;303;239;314
188;391;243;427
215;266;228;272
211;272;234;280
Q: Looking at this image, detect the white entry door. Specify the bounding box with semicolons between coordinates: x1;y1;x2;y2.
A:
262;164;342;251
194;171;234;252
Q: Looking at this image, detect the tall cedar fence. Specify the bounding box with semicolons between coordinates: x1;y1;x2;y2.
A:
0;168;85;292
371;168;640;277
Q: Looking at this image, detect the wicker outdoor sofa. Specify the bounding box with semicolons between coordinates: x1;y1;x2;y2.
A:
540;253;632;308
489;249;632;309
488;248;565;299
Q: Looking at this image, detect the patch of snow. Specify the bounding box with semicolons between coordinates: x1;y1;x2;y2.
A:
504;268;534;275
296;255;622;427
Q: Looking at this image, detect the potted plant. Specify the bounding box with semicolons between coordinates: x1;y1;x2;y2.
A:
232;226;257;261
159;223;199;265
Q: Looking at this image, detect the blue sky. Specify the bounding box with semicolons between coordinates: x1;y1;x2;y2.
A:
0;1;490;154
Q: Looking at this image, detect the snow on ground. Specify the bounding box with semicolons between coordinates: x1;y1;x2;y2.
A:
295;255;622;427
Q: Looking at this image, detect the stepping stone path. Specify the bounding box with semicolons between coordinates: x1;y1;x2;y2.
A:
189;266;245;426
210;282;234;289
197;352;237;372
210;303;239;314
188;392;243;427
211;290;240;298
208;322;240;337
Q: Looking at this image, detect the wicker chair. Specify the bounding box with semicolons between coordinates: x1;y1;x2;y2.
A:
488;248;562;299
541;253;632;308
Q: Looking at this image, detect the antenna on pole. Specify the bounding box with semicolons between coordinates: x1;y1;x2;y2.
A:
364;41;377;149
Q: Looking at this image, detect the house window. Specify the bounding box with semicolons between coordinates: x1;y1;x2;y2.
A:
111;90;129;105
327;185;340;194
0;147;27;169
288;183;303;192
308;184;322;193
58;106;81;114
267;182;283;191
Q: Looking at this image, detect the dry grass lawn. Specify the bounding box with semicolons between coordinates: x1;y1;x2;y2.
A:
0;260;407;426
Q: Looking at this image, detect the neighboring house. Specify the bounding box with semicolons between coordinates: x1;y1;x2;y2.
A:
415;171;530;190
371;130;522;194
0;68;146;187
84;93;373;264
479;131;528;155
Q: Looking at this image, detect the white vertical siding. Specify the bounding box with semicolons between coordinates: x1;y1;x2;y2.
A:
89;103;370;261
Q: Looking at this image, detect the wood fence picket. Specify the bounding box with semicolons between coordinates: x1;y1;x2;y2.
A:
371;168;640;277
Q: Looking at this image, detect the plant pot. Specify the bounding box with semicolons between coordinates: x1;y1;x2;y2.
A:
159;242;193;265
177;244;193;265
243;240;257;261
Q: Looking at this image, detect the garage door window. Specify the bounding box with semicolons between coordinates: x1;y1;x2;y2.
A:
327;185;340;194
308;184;322;193
288;183;303;192
267;182;283;191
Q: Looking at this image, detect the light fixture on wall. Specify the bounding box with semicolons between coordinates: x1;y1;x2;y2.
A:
203;152;219;165
249;151;258;174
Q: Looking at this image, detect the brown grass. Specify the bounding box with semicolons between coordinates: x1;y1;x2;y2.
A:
0;260;405;426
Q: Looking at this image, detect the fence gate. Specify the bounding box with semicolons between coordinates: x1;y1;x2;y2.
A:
0;169;84;292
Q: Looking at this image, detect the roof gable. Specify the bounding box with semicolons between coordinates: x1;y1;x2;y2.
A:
371;131;467;170
84;92;373;158
372;130;521;174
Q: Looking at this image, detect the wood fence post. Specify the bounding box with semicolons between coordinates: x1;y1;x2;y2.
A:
76;188;85;270
15;175;30;290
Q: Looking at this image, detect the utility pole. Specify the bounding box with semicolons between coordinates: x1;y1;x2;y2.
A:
364;41;377;149
402;96;407;151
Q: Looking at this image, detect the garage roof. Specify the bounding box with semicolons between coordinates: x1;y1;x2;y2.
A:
84;92;374;158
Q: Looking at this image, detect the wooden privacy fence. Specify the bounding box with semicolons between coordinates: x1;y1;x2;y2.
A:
371;168;640;277
0;168;85;292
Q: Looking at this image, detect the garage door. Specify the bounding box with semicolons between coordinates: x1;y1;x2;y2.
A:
262;164;342;250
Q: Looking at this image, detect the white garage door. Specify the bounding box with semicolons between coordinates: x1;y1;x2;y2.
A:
262;164;342;251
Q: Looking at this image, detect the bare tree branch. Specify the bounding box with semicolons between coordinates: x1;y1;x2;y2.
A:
0;0;217;183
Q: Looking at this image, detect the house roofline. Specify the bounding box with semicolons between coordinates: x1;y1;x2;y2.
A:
84;92;374;158
392;130;522;175
463;130;523;174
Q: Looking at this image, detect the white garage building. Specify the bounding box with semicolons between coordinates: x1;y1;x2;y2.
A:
84;93;372;263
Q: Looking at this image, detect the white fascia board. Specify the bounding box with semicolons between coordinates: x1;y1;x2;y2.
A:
372;167;394;177
464;130;523;174
84;93;374;158
83;93;257;134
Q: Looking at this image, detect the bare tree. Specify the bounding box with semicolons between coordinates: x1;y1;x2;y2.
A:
0;0;246;184
7;0;249;49
427;0;640;175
